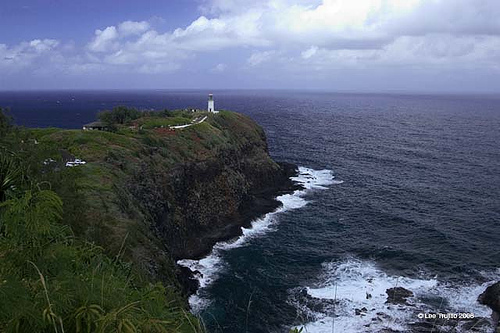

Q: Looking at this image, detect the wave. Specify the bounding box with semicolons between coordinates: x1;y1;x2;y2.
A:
177;166;341;312
289;258;495;333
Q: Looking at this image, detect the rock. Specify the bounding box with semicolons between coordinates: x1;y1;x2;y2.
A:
355;307;368;316
478;281;500;330
408;320;438;332
386;287;414;305
294;288;337;314
176;265;199;296
478;282;500;313
459;317;494;332
375;312;391;322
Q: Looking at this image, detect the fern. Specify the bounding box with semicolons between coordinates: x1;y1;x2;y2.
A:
0;151;25;201
0;132;202;333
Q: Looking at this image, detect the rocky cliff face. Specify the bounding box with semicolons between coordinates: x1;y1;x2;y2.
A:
128;115;297;260
122;112;298;296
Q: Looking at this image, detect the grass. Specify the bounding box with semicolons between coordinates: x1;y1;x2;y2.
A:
139;117;193;129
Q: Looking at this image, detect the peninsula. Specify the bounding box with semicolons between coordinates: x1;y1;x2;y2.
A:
0;106;297;332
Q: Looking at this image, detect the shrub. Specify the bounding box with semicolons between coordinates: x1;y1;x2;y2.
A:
98;106;142;126
0;154;202;332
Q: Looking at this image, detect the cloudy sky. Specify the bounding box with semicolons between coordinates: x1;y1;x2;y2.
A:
1;0;500;92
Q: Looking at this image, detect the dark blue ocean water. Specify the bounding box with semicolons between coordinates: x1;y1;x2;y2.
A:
2;90;500;332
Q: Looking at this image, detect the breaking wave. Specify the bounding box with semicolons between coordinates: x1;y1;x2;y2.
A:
177;167;342;312
289;258;495;333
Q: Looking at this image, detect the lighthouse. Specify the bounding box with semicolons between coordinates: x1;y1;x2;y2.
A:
208;94;215;113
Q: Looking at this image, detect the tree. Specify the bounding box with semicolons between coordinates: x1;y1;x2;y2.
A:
98;106;141;126
0;107;13;138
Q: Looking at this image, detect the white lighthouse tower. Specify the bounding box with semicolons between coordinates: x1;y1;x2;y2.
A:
208;94;215;113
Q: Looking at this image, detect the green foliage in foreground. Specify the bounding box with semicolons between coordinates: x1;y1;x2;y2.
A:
0;151;203;332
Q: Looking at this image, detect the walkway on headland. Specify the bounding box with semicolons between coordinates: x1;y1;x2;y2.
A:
169;115;208;129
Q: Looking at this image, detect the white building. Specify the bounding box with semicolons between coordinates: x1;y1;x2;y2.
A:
208;94;219;113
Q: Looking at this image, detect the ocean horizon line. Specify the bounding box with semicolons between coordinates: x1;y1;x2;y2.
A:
1;88;500;97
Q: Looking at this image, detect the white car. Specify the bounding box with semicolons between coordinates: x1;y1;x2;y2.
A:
66;159;87;167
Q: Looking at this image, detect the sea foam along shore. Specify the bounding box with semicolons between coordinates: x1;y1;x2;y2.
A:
290;258;495;333
177;166;343;312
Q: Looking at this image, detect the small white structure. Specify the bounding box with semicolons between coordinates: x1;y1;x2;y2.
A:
66;159;87;167
207;94;219;113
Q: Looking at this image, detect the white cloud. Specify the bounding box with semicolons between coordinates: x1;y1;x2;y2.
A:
247;51;277;66
29;39;59;52
0;39;62;72
2;1;500;89
211;63;227;72
83;22;189;72
170;14;269;51
288;34;500;72
301;46;318;59
197;0;500;51
206;0;500;73
118;20;150;36
88;26;118;52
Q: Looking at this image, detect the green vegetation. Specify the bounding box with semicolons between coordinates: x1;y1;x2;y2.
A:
0;108;268;255
98;106;142;126
138;117;193;129
0;108;205;332
97;106;203;129
0;106;278;333
0;107;13;138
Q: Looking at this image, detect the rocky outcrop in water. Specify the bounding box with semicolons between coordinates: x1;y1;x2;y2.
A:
478;281;500;332
386;287;414;305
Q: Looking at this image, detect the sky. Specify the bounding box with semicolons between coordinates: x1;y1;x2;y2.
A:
1;0;500;92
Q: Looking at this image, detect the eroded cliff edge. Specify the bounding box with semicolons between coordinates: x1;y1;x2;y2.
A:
31;111;297;295
129;142;297;260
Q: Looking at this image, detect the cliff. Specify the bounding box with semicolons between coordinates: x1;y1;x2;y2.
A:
24;111;297;293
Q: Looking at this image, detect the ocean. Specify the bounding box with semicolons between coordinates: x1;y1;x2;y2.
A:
2;90;500;332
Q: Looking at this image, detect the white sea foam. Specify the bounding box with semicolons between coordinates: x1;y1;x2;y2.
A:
291;258;495;333
427;277;496;319
177;167;340;312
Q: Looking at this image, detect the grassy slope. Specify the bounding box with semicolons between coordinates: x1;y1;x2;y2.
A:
0;110;283;332
15;111;274;284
